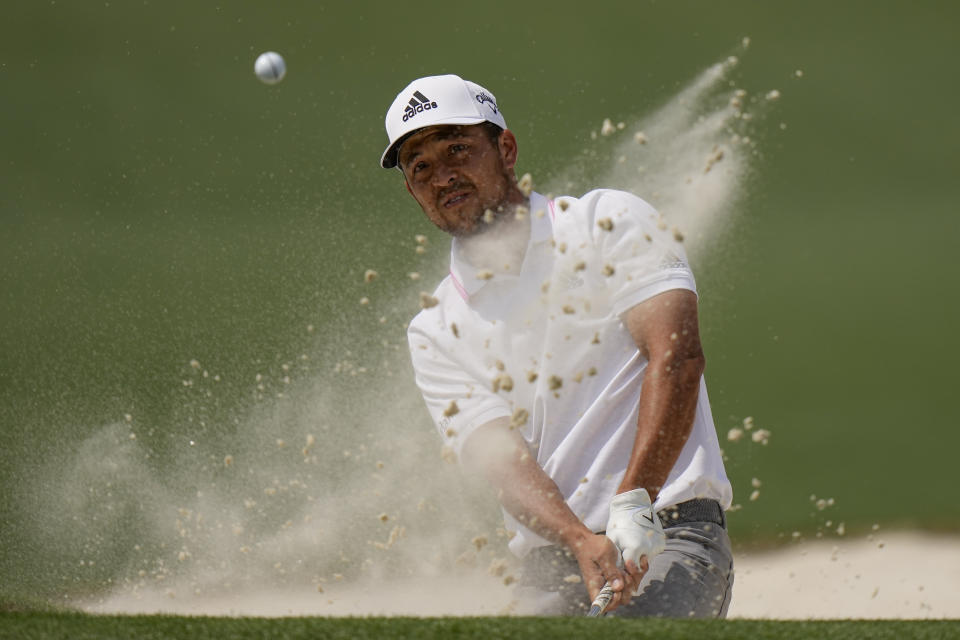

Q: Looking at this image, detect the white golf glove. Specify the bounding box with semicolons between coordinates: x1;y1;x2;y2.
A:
605;487;666;569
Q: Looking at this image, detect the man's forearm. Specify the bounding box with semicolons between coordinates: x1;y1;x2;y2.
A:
461;417;592;549
461;417;634;606
617;352;704;498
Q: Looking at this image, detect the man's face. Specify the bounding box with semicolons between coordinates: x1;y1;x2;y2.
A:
397;124;519;236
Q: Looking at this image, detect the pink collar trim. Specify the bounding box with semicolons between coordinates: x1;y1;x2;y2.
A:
449;269;469;302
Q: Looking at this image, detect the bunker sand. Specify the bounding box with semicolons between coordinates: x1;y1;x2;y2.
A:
85;531;959;619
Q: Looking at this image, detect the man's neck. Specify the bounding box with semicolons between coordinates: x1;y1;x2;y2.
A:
457;199;532;275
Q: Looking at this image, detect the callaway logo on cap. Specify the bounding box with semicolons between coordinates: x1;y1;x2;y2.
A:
380;74;508;169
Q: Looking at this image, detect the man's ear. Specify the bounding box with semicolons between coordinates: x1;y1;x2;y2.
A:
498;129;519;171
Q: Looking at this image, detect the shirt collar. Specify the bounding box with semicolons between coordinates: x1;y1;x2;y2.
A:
448;191;554;300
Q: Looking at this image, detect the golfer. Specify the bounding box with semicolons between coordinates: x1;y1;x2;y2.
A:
380;74;734;617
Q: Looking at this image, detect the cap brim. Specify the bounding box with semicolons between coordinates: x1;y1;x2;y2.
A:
380;116;490;169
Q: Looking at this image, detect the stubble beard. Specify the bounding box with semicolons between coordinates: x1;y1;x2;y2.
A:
449;171;525;238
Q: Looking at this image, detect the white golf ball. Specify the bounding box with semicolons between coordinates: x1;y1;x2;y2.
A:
254;51;286;85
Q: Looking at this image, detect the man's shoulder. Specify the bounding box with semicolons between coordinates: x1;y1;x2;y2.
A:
549;188;658;238
407;276;459;339
571;188;655;212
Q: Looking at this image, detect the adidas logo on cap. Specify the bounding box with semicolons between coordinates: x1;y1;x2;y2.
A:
402;90;438;122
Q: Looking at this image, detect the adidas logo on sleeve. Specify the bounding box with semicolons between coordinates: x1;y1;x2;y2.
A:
403;91;438;122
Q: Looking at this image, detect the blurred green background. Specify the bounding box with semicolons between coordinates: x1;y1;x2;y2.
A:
2;0;958;602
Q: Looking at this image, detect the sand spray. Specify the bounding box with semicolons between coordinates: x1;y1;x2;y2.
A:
23;45;777;616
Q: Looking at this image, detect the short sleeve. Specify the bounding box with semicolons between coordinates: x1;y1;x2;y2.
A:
585;190;697;316
407;317;512;460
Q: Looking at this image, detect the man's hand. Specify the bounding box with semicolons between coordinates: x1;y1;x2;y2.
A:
605;487;666;582
569;532;644;612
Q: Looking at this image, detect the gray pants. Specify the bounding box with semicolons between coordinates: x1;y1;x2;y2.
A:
516;521;734;617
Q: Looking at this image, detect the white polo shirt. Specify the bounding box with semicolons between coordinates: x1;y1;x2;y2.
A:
408;189;732;557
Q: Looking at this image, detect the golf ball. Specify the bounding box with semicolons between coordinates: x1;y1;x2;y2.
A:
254;51;286;85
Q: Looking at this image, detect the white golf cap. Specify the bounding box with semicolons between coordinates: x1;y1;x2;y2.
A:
380;74;507;169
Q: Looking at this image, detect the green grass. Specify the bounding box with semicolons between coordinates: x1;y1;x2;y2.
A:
1;613;958;640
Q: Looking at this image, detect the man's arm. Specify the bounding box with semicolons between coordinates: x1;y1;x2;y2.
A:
618;288;705;498
460;419;640;609
457;288;704;610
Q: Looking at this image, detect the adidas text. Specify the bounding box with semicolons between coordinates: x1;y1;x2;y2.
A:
403;90;438;122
